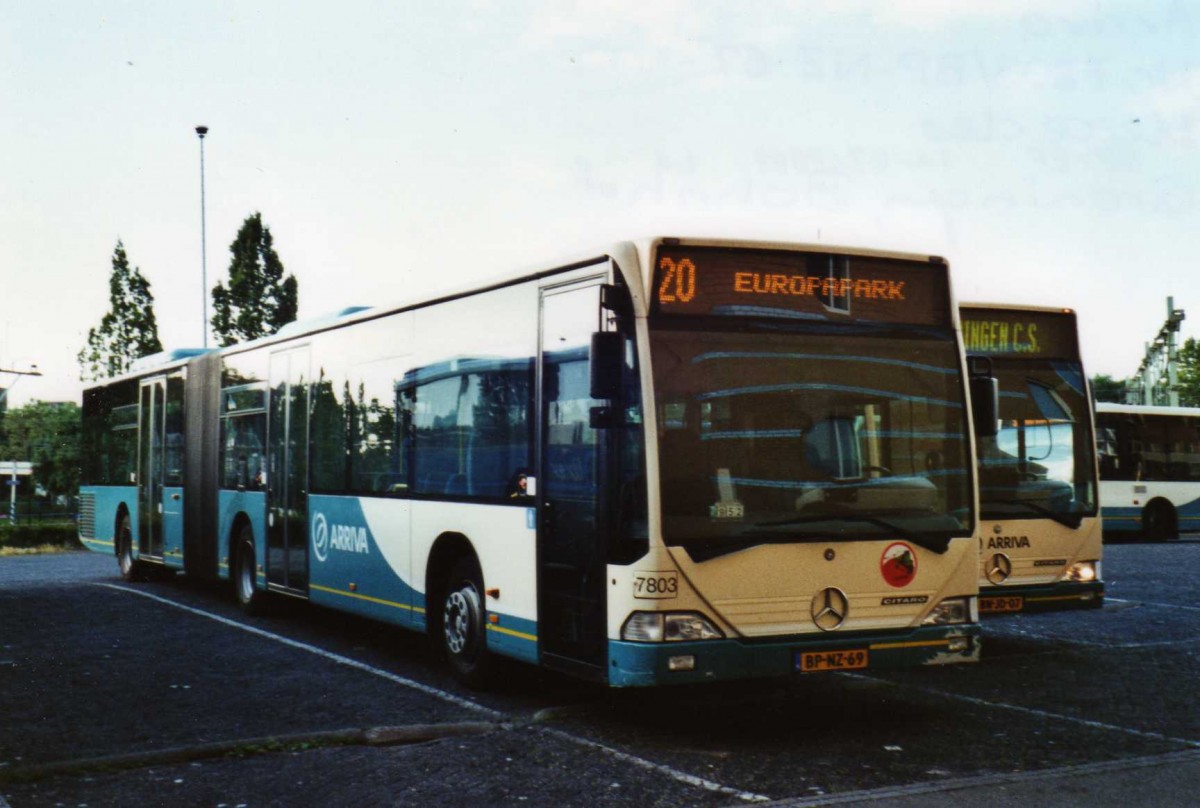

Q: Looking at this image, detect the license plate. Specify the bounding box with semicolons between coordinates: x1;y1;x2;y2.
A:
797;649;869;673
980;595;1024;613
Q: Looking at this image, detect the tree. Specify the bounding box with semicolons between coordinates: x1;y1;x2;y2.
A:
210;212;298;346
1090;374;1127;404
0;400;81;502
1177;337;1200;407
77;241;164;381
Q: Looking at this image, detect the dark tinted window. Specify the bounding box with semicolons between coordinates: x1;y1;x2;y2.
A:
80;380;139;486
221;413;266;490
406;360;534;499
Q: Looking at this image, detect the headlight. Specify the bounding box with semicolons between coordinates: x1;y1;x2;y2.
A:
1062;561;1100;583
922;597;975;626
621;611;724;642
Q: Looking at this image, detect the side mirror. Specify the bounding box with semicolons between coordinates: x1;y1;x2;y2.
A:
967;355;999;438
590;331;623;400
600;283;634;317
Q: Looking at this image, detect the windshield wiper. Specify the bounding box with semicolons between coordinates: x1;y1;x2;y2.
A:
985;498;1084;529
751;514;951;554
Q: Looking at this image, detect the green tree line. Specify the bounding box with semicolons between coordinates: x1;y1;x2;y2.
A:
1091;338;1200;406
0;400;81;506
78;212;298;381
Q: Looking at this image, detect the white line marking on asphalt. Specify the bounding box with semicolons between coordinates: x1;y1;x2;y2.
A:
985;627;1200;650
763;748;1200;806
1102;637;1200;649
96;584;768;802
843;672;1200;749
1106;596;1200;613
539;727;771;803
96;583;502;718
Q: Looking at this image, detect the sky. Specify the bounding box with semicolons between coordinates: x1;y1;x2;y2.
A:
2;0;1198;407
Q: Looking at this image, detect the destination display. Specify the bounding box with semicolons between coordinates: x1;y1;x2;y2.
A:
652;245;950;327
960;306;1079;360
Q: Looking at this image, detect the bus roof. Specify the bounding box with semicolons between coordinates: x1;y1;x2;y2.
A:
1095;402;1200;416
960;302;1076;316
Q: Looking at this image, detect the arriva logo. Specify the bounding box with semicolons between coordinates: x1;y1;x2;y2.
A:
311;512;369;563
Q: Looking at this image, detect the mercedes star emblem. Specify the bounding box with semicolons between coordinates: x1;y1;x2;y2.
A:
811;587;849;631
986;553;1013;585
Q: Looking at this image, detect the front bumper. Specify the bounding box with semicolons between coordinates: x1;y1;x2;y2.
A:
979;580;1104;614
606;624;980;687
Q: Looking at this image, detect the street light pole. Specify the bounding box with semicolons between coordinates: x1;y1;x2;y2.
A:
195;125;209;349
0;365;41;407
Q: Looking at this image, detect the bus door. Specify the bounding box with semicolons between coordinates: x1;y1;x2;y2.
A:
538;278;608;675
267;346;310;593
161;374;186;564
137;376;167;560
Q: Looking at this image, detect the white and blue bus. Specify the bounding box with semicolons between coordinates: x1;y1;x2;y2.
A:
1096;402;1200;540
960;304;1103;613
80;237;989;687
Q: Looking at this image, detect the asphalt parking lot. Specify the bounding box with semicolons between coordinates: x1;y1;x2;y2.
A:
1;539;1198;807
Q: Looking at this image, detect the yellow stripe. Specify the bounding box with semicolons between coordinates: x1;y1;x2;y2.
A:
309;582;421;613
1026;592;1100;604
486;623;537;642
83;538;114;547
869;638;951;651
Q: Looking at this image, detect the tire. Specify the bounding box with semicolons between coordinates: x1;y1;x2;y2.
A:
1142;500;1178;542
441;557;493;687
116;514;143;582
234;524;267;615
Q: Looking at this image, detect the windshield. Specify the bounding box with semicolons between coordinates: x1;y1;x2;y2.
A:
650;322;974;555
976;358;1097;523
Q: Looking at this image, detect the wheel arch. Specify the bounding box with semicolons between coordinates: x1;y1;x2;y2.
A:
228;510;256;574
114;503;132;558
424;531;480;635
1142;497;1179;541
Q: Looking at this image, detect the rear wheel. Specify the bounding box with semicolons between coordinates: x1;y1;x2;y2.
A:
116;514;143;582
1142;500;1178;542
442;557;493;687
234;524;267;614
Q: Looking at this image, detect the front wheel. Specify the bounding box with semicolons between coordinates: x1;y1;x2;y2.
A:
441;558;493;687
1142;500;1178;542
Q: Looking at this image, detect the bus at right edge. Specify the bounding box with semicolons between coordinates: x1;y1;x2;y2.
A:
1095;402;1200;541
960;303;1103;614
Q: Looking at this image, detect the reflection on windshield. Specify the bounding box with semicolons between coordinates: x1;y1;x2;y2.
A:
976;360;1097;522
650;325;973;551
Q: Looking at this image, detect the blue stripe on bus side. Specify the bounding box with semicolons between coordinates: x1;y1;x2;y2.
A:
1102;496;1200;532
485;612;539;664
308;495;421;631
306;495;538;663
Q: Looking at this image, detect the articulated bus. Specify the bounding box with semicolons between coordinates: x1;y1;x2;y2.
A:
81;237;988;687
1095;402;1200;540
960;304;1103;613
